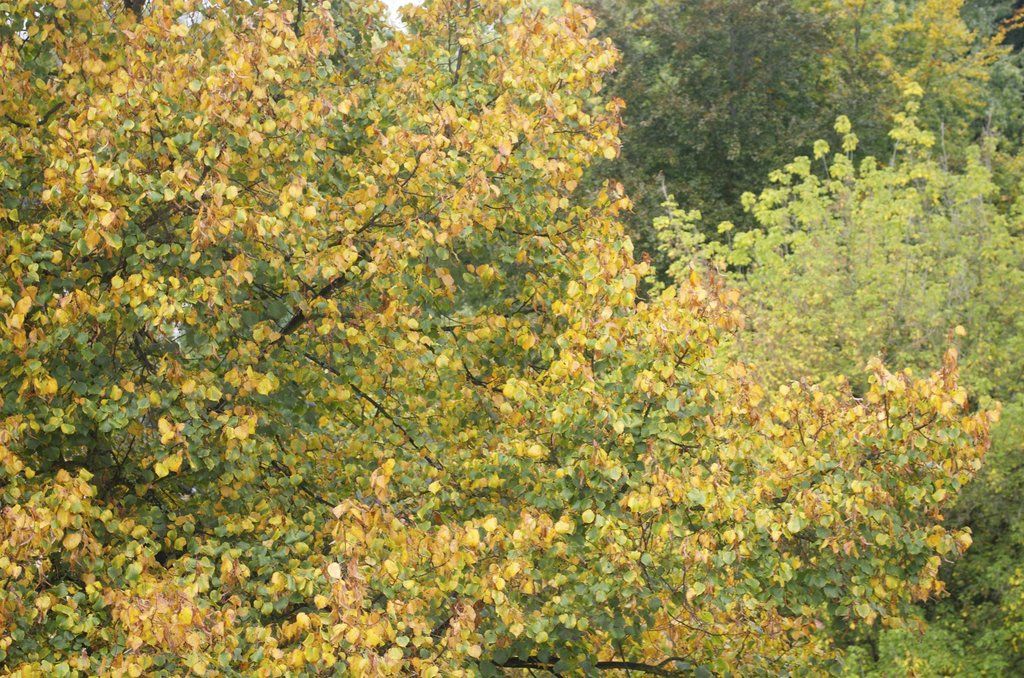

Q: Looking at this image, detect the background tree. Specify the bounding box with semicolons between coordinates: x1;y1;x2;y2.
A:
658;102;1024;673
587;0;1009;272
0;0;992;675
805;0;1003;151
585;0;831;268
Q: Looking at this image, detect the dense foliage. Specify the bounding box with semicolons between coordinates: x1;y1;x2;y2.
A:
0;0;997;675
657;101;1024;673
603;2;1024;669
587;0;1009;268
584;0;831;260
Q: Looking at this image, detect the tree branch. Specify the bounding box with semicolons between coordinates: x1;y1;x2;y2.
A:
495;656;694;676
124;0;145;19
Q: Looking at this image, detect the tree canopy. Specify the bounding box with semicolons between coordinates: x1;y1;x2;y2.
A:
657;99;1024;673
0;0;995;675
586;0;1010;270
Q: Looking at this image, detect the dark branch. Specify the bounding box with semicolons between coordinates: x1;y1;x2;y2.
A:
274;270;355;342
124;0;145;19
294;0;304;36
495;656;694;676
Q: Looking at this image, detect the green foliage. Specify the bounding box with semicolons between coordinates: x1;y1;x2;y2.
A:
586;0;831;264
662;102;1024;672
805;0;1003;153
592;0;1013;274
685;101;1024;394
841;620;1011;676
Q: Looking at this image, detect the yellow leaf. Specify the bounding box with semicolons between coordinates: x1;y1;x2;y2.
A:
166;453;183;473
554;516;574;534
364;626;382;647
158;418;177;444
256;375;274;396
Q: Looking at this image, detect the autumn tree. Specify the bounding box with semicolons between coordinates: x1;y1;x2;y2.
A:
803;0;1004;151
0;0;992;675
659;99;1024;672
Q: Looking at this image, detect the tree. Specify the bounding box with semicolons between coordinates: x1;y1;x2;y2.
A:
0;0;991;675
584;0;831;266
804;0;1004;154
659;100;1024;672
585;0;1009;272
965;0;1024;50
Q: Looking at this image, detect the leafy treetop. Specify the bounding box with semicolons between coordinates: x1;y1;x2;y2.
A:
657;97;1024;673
0;0;992;675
